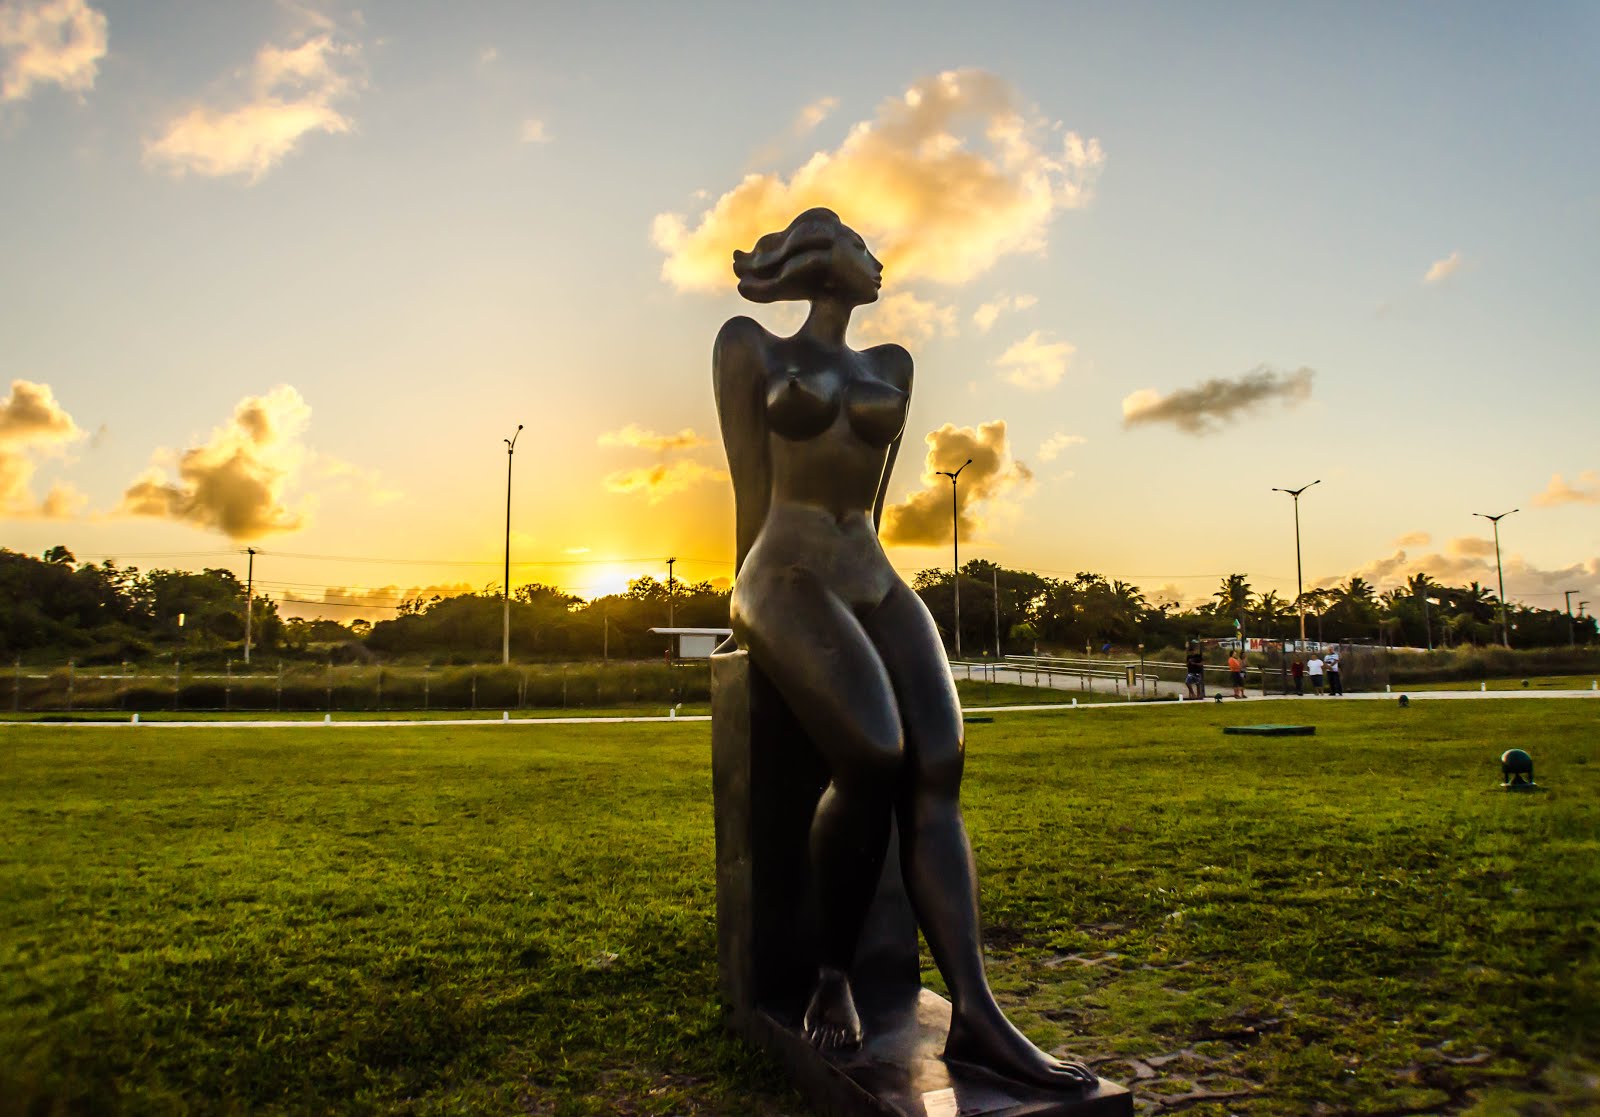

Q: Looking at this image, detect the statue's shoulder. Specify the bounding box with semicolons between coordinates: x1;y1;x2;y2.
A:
864;342;913;388
715;315;771;359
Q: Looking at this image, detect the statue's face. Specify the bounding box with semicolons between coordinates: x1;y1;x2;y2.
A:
776;217;881;305
734;209;884;305
827;226;884;306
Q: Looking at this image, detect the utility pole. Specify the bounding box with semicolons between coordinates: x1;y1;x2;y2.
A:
1271;480;1320;644
1472;509;1517;648
244;547;256;665
503;425;522;665
666;557;676;629
1567;589;1580;646
935;459;972;657
993;566;1001;658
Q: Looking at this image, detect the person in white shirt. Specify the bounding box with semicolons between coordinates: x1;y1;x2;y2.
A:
1324;648;1342;695
1306;655;1325;695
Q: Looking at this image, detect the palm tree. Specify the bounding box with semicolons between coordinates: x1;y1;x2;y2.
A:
1214;573;1254;620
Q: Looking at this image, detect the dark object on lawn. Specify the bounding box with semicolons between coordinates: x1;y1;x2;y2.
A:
1398;694;1410;708
1213;693;1224;704
963;715;995;724
1223;724;1316;737
710;210;1130;1115
1501;748;1536;789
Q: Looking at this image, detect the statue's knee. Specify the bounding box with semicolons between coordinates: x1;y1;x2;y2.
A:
838;722;903;790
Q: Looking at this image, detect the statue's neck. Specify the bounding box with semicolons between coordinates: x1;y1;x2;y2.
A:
800;298;852;347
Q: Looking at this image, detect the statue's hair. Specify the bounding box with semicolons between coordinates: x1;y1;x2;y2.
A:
732;208;859;303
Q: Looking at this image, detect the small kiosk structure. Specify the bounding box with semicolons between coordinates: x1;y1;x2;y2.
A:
650;627;733;660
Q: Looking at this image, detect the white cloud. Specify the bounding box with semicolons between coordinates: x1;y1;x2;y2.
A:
973;291;1036;333
1036;432;1084;462
144;30;362;182
653;69;1103;291
794;95;838;135
855;291;958;345
995;330;1074;390
0;0;106;104
1423;251;1462;284
519;117;550;144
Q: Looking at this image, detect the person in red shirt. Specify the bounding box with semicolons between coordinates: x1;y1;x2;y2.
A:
1228;650;1245;698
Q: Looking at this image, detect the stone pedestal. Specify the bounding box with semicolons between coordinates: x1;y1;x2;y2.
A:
712;649;1132;1117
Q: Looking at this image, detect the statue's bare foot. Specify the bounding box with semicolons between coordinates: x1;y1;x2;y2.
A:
803;967;863;1051
945;1003;1097;1089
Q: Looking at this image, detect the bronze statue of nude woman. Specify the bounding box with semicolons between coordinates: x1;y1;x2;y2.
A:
714;208;1095;1089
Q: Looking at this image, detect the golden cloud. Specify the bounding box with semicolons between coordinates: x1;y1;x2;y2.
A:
1036;432;1085;462
1448;535;1498;559
0;0;106;104
652;69;1103;291
996;330;1074;390
602;461;728;503
855;291;958;346
597;424;709;453
1423;251;1462;284
880;420;1032;547
0;378;84;517
1535;470;1600;507
1322;549;1599;606
120;385;317;540
1391;530;1432;548
1122;366;1315;435
144;31;361;181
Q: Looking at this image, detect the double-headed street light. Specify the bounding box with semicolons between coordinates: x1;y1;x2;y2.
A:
1271;479;1320;643
1472;508;1517;648
935;459;972;657
503;424;523;665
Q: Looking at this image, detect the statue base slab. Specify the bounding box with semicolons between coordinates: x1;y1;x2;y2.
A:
738;987;1133;1117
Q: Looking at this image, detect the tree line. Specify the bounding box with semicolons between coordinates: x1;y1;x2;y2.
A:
2;546;1592;664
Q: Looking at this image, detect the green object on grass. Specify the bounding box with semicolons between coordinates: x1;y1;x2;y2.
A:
1222;724;1316;736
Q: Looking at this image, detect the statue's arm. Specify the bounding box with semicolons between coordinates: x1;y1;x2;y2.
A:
714;316;772;576
868;343;913;533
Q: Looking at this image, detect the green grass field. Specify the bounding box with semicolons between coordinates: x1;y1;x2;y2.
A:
3;700;1597;1115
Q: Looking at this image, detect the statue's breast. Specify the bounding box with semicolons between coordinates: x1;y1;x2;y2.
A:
766;366;906;448
766;367;841;441
844;377;907;448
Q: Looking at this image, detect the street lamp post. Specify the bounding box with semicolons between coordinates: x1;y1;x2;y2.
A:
1566;589;1580;647
241;547;254;665
1271;480;1320;645
1472;509;1518;648
666;557;676;629
935;459;972;657
502;425;522;665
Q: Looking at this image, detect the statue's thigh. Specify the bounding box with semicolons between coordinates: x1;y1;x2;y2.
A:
733;574;903;779
861;583;963;791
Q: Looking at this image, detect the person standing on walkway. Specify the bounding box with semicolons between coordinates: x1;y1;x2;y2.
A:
1228;649;1246;698
1325;647;1343;696
1290;658;1305;696
1306;654;1324;695
1185;644;1204;700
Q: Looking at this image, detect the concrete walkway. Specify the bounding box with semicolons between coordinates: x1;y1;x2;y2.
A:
3;688;1594;729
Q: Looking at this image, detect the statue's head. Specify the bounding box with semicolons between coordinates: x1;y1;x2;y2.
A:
732;208;882;305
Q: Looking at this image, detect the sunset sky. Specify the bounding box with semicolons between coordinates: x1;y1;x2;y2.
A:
3;1;1597;620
